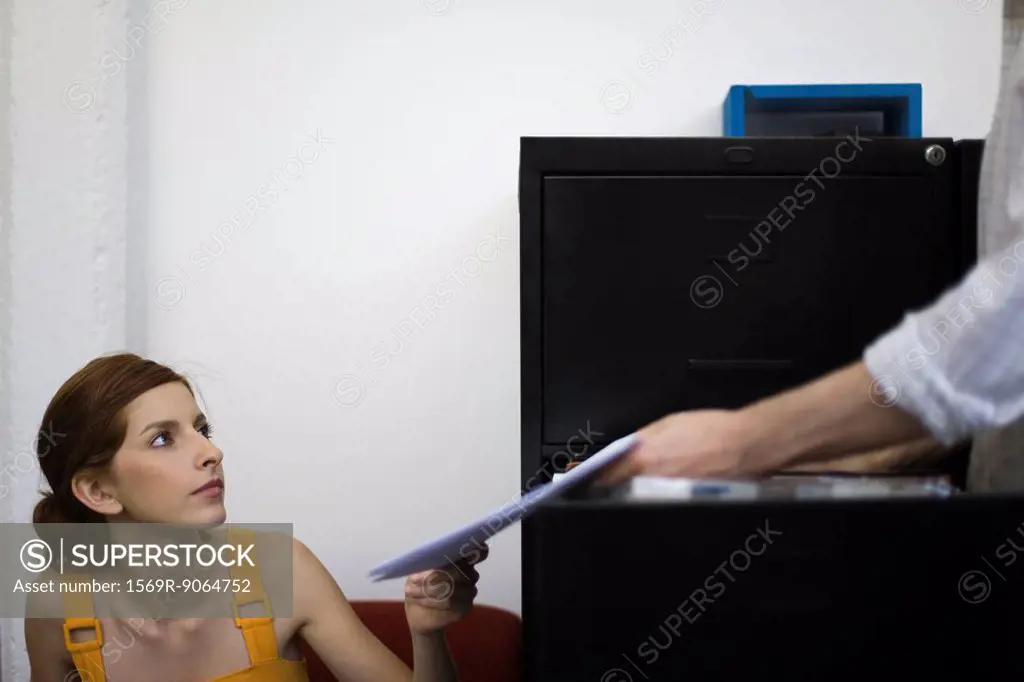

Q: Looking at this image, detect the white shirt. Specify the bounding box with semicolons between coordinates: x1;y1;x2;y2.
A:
863;5;1024;491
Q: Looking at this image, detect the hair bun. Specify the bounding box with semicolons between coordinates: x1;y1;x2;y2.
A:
32;493;64;524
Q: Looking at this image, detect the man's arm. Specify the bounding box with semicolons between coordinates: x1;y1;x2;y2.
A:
597;361;931;484
734;361;930;472
784;435;954;474
601;233;1024;484
739;229;1024;473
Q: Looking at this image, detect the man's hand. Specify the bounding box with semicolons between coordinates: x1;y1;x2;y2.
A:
596;409;757;485
596;362;933;486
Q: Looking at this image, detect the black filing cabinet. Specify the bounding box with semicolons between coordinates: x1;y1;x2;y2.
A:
519;136;987;681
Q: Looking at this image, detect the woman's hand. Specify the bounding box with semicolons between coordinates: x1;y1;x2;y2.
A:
403;544;488;634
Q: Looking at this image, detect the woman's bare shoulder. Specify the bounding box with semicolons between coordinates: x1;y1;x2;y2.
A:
24;571;76;670
25;592;73;678
22;571;65;617
289;537;359;620
290;536;332;597
247;534;348;627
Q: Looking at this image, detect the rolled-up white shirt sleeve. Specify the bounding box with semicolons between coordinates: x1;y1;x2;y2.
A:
863;237;1024;444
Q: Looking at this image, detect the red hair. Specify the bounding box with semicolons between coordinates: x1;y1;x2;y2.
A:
32;353;192;523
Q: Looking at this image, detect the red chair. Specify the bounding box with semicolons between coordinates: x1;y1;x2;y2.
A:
301;601;522;682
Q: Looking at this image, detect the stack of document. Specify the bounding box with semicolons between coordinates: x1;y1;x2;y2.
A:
368;432;639;581
368;434;954;581
599;473;954;501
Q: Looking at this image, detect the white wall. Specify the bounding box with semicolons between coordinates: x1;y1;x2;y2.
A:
0;1;139;679
146;0;1002;613
0;0;1003;679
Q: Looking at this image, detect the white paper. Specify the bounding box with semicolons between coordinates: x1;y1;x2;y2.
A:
368;432;638;580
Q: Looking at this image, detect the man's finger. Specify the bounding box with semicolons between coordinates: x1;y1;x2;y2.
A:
593;449;642;486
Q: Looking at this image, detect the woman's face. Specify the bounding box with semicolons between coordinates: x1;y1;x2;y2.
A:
86;381;226;525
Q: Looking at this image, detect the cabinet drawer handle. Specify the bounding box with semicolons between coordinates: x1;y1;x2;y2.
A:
687;359;794;371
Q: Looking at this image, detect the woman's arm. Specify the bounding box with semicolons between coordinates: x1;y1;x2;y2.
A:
293;537;479;682
408;631;459;682
292;538;416;682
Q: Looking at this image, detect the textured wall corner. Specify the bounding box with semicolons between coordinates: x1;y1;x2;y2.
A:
0;0;137;679
0;0;12;677
0;0;14;516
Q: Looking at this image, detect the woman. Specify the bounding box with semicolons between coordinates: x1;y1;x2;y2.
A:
24;352;486;681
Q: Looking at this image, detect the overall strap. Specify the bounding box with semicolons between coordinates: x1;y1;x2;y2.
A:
61;573;106;682
227;528;279;665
